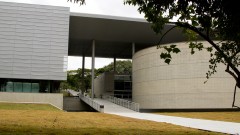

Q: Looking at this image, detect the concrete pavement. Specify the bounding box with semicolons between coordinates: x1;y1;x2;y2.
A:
93;98;240;135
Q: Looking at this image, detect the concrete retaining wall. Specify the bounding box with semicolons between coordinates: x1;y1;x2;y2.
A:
63;97;92;111
0;92;63;109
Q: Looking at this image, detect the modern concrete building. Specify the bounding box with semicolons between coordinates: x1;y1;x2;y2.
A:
0;1;238;111
93;42;240;111
0;1;69;109
132;41;240;111
0;1;69;93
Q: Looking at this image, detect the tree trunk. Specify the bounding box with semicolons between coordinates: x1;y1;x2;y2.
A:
232;78;240;108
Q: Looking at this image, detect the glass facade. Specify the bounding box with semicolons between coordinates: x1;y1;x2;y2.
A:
6;82;13;92
14;82;23;92
114;75;132;99
0;79;60;93
23;83;31;93
32;83;40;93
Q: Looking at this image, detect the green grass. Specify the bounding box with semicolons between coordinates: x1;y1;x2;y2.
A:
0;103;222;135
0;102;60;111
155;112;240;123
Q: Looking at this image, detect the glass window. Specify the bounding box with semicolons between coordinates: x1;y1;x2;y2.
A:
14;82;22;92
1;84;5;92
23;83;31;93
32;83;39;93
124;82;132;90
114;81;124;90
115;75;125;80
6;82;13;92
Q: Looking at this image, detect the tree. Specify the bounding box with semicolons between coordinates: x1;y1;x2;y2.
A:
60;69;91;92
73;68;92;92
124;0;240;107
96;60;132;76
67;0;85;5
60;60;132;92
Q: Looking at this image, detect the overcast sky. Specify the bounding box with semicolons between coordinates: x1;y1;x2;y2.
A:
0;0;144;70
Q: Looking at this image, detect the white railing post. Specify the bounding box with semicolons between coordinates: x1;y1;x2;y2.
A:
103;95;140;112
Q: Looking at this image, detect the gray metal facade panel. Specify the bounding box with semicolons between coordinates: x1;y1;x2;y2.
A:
0;1;69;80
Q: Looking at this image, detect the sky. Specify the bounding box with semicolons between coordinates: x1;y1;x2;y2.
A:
0;0;144;70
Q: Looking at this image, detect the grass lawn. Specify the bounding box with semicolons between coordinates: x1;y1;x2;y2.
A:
0;103;222;135
155;111;240;123
0;102;60;111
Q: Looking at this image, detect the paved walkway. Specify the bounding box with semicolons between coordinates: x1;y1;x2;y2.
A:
93;98;240;135
94;98;136;113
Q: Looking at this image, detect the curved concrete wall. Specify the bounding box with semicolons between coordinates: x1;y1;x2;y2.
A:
132;41;240;110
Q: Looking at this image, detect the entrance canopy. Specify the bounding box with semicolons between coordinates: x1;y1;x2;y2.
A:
68;13;187;59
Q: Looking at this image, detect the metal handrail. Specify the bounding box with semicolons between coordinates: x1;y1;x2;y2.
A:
103;95;140;112
79;94;104;113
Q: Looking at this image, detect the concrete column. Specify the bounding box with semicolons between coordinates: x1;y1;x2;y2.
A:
91;40;95;99
82;55;85;78
113;57;116;73
132;42;135;57
132;42;135;94
48;80;51;93
81;55;85;93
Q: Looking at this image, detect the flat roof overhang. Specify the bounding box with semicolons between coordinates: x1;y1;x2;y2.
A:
68;13;187;59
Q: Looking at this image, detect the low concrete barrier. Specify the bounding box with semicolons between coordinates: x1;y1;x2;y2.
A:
63;97;92;112
0;92;63;110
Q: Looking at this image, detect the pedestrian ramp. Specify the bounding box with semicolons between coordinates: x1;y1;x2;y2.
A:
79;94;138;113
67;89;80;96
93;98;136;113
108;112;240;135
79;94;240;134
